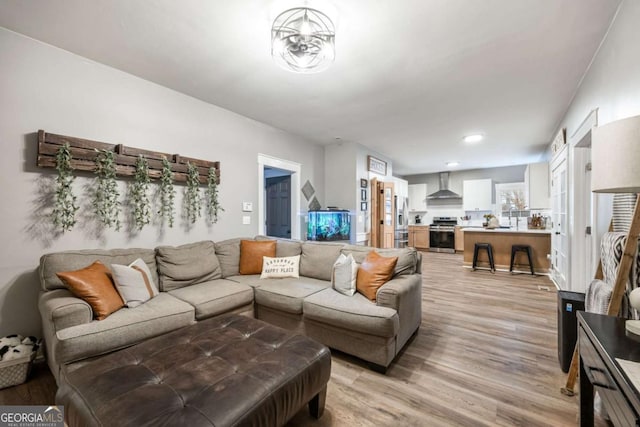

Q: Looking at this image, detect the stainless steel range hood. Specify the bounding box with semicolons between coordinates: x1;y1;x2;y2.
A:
427;172;462;199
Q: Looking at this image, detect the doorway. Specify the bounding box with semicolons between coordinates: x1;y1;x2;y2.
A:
265;170;291;238
257;154;301;240
369;179;395;248
551;151;569;289
570;109;598;291
570;145;594;291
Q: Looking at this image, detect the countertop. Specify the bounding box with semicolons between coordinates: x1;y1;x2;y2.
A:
407;224;551;234
461;227;551;235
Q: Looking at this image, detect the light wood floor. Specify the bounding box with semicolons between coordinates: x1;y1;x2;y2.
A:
2;252;604;426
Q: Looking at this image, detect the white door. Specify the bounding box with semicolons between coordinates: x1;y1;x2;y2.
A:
568;146;594;292
265;175;291;238
585;157;594;279
551;152;569;289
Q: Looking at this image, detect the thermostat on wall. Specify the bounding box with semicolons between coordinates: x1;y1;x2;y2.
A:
242;202;253;212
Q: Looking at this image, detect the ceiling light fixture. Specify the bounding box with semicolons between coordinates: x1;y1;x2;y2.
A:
271;7;335;73
463;134;484;143
446;161;460;167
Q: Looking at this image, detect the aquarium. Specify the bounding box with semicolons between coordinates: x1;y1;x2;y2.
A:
307;210;351;241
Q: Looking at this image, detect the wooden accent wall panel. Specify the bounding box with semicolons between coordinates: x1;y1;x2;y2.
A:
36;130;220;184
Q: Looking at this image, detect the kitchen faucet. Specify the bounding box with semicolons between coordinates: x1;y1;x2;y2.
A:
509;207;520;228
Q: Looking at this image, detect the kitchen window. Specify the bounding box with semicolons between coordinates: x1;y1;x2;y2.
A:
496;182;529;218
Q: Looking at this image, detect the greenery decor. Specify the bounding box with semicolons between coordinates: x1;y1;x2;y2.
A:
205;167;224;224
92;149;121;230
52;143;79;232
184;162;201;224
131;155;151;230
159;157;176;228
39;130;220;185
482;213;496;228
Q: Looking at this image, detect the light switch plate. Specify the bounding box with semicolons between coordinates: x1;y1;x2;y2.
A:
242;202;253;212
242;215;251;225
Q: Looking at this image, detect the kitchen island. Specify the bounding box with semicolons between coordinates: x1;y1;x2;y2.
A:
462;227;551;274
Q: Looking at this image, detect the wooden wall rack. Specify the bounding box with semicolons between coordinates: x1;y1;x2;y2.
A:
36;130;220;184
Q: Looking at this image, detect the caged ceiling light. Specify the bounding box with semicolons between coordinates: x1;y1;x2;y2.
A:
271;7;335;73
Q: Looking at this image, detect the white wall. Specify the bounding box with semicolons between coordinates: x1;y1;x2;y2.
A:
323;141;394;244
355;144;394;243
552;0;640;290
0;28;325;337
324;142;357;212
324;142;357;242
558;0;640;137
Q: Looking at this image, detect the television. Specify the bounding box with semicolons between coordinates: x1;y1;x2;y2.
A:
307;210;351;241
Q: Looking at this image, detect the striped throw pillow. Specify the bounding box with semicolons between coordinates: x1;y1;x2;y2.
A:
110;258;159;308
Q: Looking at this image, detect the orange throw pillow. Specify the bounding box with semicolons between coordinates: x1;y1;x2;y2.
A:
356;251;398;302
239;240;276;275
56;261;124;320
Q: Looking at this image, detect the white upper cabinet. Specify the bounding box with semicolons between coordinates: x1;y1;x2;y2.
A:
463;179;492;211
408;183;427;211
525;162;550;209
392;177;409;199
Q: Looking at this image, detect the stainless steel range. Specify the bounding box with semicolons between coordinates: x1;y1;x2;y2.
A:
429;217;457;253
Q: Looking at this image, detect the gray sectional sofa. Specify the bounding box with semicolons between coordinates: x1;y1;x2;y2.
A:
38;237;422;382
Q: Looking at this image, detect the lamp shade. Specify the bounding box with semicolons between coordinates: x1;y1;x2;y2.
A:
591;114;640;193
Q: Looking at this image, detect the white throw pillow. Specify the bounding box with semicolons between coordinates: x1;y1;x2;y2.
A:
110;258;159;308
260;255;300;279
332;253;358;296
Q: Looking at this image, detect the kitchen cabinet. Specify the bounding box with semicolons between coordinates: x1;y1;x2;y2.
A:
408;184;427;212
454;226;464;252
408;226;429;249
392;177;408;199
463;179;492;211
525;162;550;209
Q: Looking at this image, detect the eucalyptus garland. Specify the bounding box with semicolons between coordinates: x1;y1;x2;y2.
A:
184;162;201;224
130;155;151;230
159;157;175;227
205;167;224;224
92;149;121;230
52;143;79;232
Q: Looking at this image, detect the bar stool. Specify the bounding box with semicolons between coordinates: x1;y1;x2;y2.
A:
510;244;535;275
472;243;495;273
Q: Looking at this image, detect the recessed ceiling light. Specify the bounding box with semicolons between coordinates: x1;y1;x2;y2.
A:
463;134;484;143
446;161;460;167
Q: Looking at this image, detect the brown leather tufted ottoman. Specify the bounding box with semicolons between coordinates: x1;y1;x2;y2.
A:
56;314;331;426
